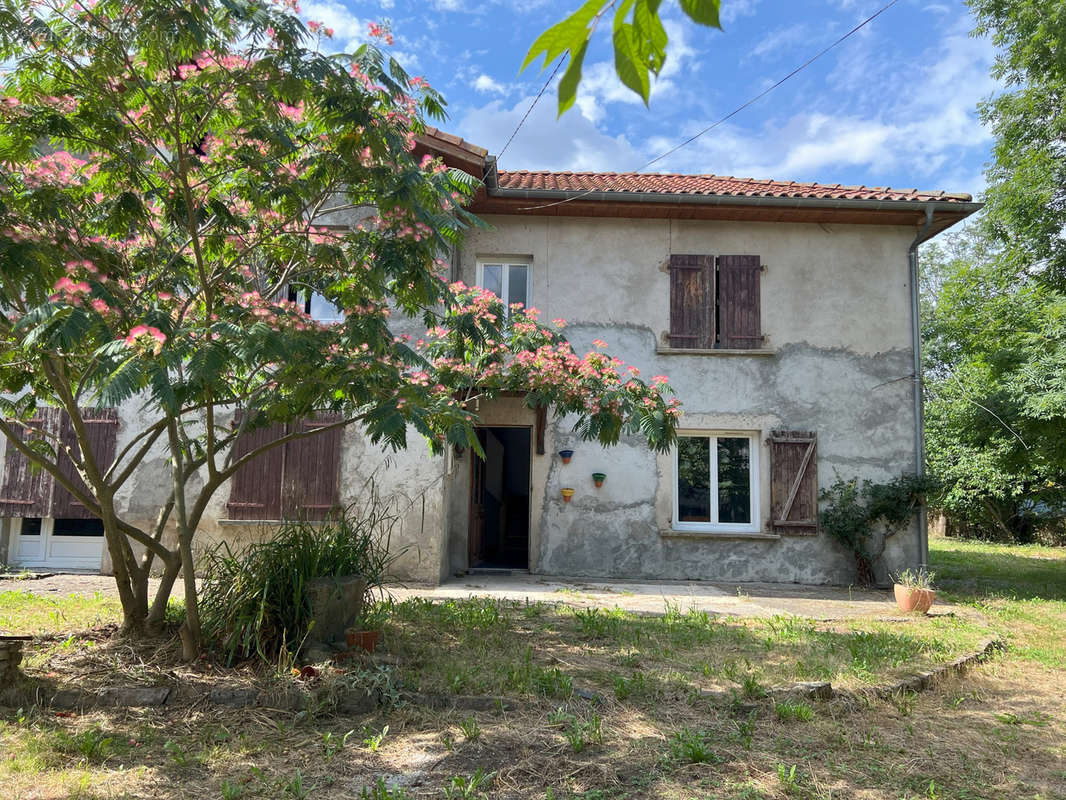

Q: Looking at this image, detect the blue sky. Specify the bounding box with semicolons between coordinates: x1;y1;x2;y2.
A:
304;0;997;199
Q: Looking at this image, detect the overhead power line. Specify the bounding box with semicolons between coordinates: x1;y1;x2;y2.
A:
501;0;902;212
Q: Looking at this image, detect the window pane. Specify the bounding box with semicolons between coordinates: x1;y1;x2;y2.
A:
481;264;502;297
677;437;711;522
507;264;528;309
717;437;751;524
21;517;42;535
308;291;344;324
52;518;105;537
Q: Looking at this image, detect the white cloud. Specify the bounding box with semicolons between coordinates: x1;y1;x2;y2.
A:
749;23;815;60
455;93;642;172
721;0;761;24
473;74;508;95
302;0;368;55
644;16;996;195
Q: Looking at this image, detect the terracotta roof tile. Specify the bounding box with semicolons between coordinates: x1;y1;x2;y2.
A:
493;170;972;204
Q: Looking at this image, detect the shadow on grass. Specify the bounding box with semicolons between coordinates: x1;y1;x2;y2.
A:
930;539;1066;603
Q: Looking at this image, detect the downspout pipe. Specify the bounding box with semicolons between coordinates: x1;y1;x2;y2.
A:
909;206;935;570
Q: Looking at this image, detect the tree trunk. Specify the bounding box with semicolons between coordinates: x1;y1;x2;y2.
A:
178;530;201;661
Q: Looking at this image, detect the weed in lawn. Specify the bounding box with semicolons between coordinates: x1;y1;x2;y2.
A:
443;768;495;799
280;769;314;799
613;671;650;702
731;713;758;749
220;778;245;800
361;725;389;752
774;701;815;723
54;727;115;763
321;729;354;759
548;707;575;726
359;779;411;799
564;714;603;753
777;764;800;793
163;739;198;768
669;728;718;764
740;673;767;699
458;715;481;742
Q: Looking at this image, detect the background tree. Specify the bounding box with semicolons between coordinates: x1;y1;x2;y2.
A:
0;0;681;653
915;0;1066;543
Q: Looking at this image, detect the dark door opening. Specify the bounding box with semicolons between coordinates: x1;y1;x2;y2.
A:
469;427;530;569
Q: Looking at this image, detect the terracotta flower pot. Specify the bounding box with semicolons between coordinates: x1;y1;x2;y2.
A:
346;629;381;652
558;449;574;464
592;472;606;488
560;488;575;503
893;584;935;614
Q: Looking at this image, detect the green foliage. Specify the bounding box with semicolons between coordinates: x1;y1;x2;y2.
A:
198;504;399;664
443;768;495;800
773;701;814;723
819;473;935;585
893;568;936;590
523;0;722;114
922;229;1066;543
669;728;718;764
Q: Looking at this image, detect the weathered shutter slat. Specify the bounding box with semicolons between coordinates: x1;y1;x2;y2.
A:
668;254;714;349
226;410;285;520
770;430;818;535
51;408;119;519
717;255;762;349
282;413;343;521
0;408;60;517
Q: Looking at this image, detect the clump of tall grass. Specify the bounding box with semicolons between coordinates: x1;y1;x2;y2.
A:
199;499;402;665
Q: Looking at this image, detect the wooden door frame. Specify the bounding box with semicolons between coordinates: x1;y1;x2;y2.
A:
467;424;533;570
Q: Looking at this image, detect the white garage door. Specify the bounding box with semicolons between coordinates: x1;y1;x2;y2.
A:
10;517;105;571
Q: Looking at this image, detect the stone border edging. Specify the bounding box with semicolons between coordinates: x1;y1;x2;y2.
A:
0;638;1005;714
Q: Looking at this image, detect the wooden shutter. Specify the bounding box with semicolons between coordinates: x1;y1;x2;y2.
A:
226;411;285;520
282;413;344;521
51;408;119;519
669;254;714;349
770;430;818;535
0;408;60;517
717;255;763;349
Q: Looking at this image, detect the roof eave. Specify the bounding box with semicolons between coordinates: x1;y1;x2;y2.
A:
479;187;981;242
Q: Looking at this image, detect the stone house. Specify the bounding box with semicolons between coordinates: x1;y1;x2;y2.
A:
0;130;979;585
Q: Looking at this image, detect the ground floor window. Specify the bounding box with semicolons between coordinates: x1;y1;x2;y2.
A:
9;516;105;569
674;432;760;532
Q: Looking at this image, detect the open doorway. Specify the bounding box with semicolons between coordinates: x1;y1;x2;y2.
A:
468;427;530;570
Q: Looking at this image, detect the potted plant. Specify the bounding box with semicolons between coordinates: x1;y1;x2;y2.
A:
892;568;936;613
346;602;388;653
591;472;606;488
558;449;574;465
560;487;575;503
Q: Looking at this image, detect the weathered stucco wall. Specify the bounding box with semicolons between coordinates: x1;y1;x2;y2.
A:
1;212;924;586
446;215;922;585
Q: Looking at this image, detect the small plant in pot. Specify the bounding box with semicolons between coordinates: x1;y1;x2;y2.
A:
892;568;936;614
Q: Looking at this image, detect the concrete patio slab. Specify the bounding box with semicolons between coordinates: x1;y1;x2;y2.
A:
384;573;937;620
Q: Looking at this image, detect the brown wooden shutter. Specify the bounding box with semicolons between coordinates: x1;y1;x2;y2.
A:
717;255;762;349
669;254;714;349
770;430;818;535
281;413;344;520
51;408;119;519
226;411;285;520
0;408;60;517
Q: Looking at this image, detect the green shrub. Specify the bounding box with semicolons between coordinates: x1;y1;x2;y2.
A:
198;501;401;665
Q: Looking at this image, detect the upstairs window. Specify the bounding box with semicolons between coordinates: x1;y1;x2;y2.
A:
477;259;530;315
287;286;345;324
674;432;760;532
668;254;763;349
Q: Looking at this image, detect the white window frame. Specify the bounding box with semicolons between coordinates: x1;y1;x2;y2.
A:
476;258;531;314
672;430;760;533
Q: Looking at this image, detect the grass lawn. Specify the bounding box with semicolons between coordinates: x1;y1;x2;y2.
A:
1;538;1064;800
